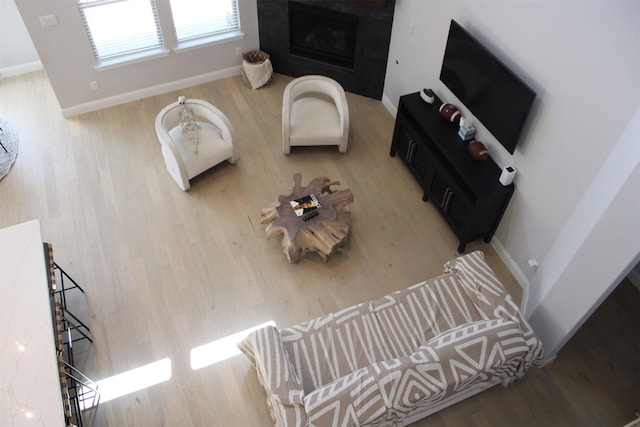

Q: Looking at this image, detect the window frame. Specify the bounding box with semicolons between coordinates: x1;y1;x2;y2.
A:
78;0;169;69
78;0;243;70
170;0;241;43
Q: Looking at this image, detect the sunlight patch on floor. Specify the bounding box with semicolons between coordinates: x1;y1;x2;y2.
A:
94;357;172;404
190;320;276;370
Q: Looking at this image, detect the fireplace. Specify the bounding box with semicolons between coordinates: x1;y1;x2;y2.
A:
257;0;396;100
289;2;358;69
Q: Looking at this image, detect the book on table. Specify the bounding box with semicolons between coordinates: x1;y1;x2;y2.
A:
290;194;321;216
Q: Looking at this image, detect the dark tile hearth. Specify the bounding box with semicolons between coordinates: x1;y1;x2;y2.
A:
257;0;396;100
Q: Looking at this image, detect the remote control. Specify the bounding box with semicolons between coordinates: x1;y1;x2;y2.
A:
302;210;319;221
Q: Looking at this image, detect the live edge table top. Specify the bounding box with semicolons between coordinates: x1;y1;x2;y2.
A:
260;173;354;263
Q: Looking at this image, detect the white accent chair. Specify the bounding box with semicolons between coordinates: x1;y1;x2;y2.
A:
155;98;237;191
282;75;349;155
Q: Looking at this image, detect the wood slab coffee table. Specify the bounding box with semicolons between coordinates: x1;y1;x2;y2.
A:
261;173;354;263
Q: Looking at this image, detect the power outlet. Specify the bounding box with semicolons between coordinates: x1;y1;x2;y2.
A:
39;14;58;28
235;47;242;57
89;81;99;91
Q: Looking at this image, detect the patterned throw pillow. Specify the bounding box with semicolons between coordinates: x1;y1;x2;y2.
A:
302;319;528;426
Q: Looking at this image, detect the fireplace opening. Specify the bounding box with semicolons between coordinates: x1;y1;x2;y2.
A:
289;2;358;69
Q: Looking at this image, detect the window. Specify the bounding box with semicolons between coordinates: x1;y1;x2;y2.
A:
169;0;240;43
78;0;241;67
78;0;164;60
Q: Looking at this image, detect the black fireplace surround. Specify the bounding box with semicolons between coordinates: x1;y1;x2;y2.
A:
257;0;396;100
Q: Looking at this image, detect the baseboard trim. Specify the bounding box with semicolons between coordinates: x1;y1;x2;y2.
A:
381;93;397;118
491;236;530;312
627;263;640;291
539;354;557;367
0;61;43;79
61;65;243;118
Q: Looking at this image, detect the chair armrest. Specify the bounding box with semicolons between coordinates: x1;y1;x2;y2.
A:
189;100;237;163
331;85;349;133
282;91;292;154
155;102;190;189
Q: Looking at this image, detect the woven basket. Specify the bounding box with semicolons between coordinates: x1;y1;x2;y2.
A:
242;50;273;89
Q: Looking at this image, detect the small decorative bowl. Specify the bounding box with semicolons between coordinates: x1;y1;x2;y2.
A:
420;88;435;104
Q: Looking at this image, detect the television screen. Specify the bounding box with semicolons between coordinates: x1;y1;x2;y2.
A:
439;20;536;154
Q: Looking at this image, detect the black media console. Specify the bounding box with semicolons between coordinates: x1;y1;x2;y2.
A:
390;92;514;253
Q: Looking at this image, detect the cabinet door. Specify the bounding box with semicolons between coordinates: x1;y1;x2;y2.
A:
411;142;430;184
429;167;472;232
393;119;412;161
394;116;431;184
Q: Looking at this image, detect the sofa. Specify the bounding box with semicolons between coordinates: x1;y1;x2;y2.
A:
238;251;545;426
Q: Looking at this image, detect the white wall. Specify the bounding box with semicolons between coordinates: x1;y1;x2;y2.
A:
0;0;41;77
13;0;260;116
527;106;640;357
383;0;640;358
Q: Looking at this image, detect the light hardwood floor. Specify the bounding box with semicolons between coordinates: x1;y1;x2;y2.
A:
1;71;637;426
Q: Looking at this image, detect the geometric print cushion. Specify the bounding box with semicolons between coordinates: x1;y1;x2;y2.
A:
423;318;531;389
370;272;485;358
281;272;488;395
302;319;527;426
281;302;396;393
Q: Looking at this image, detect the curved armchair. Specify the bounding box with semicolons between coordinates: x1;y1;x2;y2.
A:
155;98;237;191
282;75;349;154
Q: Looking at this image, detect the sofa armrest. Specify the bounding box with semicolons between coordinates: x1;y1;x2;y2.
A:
445;251;545;367
238;325;306;426
303;319;529;426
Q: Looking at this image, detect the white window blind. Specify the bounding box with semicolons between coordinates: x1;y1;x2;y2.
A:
78;0;163;60
169;0;240;42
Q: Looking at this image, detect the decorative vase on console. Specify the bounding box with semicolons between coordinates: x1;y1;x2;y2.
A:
420;88;435;104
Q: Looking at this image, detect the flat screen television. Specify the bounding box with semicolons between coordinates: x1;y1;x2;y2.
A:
439;20;536;154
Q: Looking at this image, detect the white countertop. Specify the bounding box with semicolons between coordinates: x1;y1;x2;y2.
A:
0;220;65;426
